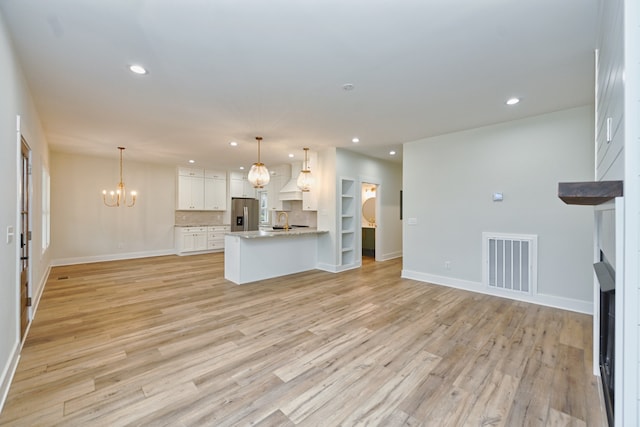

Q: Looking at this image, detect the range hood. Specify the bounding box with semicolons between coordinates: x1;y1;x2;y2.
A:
279;162;303;201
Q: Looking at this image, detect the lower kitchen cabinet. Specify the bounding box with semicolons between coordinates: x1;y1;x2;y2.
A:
175;225;230;255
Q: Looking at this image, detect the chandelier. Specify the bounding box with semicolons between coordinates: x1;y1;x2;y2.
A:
296;147;314;192
247;136;270;188
102;147;137;207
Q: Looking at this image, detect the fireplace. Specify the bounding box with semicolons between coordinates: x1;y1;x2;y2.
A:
595;254;615;426
558;179;623;427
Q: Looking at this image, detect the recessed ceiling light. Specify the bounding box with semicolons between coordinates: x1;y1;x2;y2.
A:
239;166;245;170
389;150;396;156
343;83;355;91
506;97;520;105
229;141;238;147
129;64;148;75
288;153;294;158
188;159;195;164
352;137;360;143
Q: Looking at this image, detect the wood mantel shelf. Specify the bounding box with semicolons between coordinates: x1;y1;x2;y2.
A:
558;180;623;205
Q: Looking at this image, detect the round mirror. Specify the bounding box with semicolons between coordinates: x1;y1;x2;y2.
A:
362;197;376;224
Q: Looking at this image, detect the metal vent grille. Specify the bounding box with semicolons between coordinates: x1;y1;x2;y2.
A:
483;233;537;294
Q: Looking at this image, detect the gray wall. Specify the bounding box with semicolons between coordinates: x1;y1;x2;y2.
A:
0;12;51;403
402;106;594;311
50;151;176;264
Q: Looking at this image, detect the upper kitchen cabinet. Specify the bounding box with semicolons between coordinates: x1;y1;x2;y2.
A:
302;151;318;211
177;167;227;211
177;167;205;210
230;172;256;198
267;164;291;212
204;170;227;210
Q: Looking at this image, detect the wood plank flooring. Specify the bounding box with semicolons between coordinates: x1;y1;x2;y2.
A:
0;254;607;426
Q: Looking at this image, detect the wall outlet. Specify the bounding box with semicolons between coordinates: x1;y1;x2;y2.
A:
444;261;451;270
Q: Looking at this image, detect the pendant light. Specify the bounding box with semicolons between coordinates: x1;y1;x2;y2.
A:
248;136;270;188
296;147;315;192
102;147;137;207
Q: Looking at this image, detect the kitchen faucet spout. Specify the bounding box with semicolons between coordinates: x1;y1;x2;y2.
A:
277;212;290;231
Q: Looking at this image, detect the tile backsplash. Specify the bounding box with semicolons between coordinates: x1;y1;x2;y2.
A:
176;200;317;227
273;201;317;227
175;211;225;226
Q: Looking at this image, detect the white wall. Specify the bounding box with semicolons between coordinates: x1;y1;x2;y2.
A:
402;106;594;312
336;149;403;262
0;12;51;408
51;151;176;264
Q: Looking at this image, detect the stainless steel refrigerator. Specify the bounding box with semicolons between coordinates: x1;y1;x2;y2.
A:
231;197;259;232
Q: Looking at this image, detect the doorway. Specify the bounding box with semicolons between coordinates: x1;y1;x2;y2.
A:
19;137;31;340
361;183;378;260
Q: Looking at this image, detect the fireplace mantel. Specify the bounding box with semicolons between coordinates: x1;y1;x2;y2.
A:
558;180;623;205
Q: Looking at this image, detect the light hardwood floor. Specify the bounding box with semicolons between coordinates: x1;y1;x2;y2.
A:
0;254;606;426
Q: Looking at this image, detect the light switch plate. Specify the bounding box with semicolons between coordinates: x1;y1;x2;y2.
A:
7;226;14;244
407;218;417;225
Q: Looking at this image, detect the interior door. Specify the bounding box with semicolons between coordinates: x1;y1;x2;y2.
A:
19;137;31;339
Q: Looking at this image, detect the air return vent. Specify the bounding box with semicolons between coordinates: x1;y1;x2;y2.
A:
482;233;537;294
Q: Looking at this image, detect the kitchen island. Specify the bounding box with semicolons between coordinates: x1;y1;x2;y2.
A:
224;228;328;284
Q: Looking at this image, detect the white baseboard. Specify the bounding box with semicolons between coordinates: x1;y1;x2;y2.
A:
0;342;20;415
401;270;592;314
31;263;50;316
377;251;402;261
316;262;362;273
51;249;177;266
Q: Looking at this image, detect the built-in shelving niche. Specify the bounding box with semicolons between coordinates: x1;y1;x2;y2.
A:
339;178;356;266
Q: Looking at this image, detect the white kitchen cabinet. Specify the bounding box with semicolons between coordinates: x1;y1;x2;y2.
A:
301;151;318;211
177;170;205;210
266;164;291;212
302;189;318;211
177;168;227;211
204;170;227;210
175;227;208;254
207;225;229;251
176;225;229;254
230;172;256;198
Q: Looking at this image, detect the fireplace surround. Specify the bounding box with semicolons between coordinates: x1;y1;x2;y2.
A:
558;180;622;426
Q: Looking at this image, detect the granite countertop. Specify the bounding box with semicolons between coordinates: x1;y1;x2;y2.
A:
227;228;328;239
174;224;231;227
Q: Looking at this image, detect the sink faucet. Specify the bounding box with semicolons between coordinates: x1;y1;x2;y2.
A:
277;212;290;231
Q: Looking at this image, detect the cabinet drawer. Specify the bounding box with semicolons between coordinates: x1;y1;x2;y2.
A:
208;226;230;232
207;239;225;250
180;227;207;233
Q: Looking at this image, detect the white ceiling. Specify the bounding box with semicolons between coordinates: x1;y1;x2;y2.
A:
0;0;597;170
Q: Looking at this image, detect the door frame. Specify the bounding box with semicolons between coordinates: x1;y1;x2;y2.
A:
17;122;32;342
358;176;381;264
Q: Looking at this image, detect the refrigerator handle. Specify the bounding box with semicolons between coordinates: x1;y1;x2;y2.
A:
243;206;248;231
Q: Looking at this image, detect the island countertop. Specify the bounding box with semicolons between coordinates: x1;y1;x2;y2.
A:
225;229;327;284
226;228;328;239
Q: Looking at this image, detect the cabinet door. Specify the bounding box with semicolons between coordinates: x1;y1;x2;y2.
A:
182;233;196;251
230;177;244;198
204;177;227;210
177;176;193;210
194;232;208;251
243;179;256;198
177;175;204;210
302;189;318;211
191;178;204;209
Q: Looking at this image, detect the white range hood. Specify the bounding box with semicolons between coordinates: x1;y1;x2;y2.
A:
279;162;303;201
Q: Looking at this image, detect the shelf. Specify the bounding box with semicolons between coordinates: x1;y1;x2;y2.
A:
558;180;623;205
